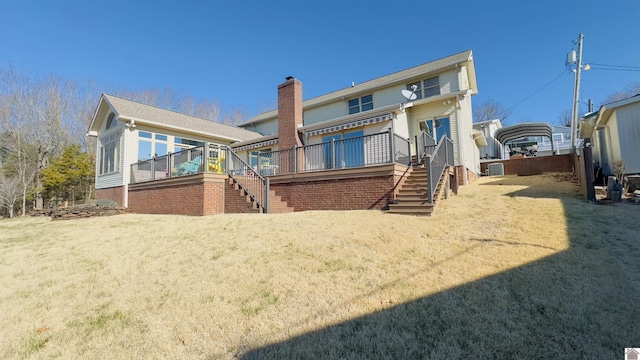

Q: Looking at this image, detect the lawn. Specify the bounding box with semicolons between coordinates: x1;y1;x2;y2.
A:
1;174;639;359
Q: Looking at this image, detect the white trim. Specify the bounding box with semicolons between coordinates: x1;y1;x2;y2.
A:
117;115;242;143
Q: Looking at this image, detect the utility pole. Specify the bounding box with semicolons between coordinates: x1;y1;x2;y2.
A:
570;33;584;153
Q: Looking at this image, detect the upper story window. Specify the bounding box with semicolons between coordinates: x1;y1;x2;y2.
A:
348;94;373;115
407;76;440;100
105;113;117;130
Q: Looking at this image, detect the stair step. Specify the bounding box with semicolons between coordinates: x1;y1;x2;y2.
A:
391;200;433;206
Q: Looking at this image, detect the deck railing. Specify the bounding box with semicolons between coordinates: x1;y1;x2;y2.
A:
225;147;269;213
256;130;410;175
425;135;454;204
415;130;436;165
130;144;223;184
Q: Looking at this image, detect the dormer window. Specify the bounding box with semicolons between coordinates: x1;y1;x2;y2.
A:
105;113;117;130
407;76;440;100
348;94;373;115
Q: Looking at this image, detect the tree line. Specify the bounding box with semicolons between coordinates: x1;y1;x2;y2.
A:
0;65;254;218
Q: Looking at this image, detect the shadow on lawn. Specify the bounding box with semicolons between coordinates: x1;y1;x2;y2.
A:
238;176;640;359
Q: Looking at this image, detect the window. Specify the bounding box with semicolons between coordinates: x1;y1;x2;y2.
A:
421;117;451;141
99;131;120;174
174;137;204;153
407;76;440;99
138;131;169;160
322;130;364;169
105;113;117;130
348;94;373;115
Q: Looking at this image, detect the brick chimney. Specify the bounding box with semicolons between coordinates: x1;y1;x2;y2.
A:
277;76;303;150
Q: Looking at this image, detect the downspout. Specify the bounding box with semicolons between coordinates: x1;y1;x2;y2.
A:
123;125;129;208
456;65;468;185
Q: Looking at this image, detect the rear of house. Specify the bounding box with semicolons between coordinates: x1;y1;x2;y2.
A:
89;50;483;215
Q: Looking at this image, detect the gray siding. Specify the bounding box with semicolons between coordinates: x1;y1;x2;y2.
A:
304;101;346;126
616;104;640;173
439;70;459;94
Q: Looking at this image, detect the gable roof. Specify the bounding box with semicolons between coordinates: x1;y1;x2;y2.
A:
87;94;262;142
579;94;640;139
242;50;476;126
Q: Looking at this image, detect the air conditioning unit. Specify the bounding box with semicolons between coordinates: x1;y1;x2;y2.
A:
488;163;504;176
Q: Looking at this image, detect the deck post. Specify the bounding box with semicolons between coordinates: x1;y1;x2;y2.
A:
293;145;297;173
331;138;336;169
389;130;395;164
264;177;270;213
426;154;433;204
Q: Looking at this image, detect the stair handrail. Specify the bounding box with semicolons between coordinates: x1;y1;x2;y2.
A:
415;130;436;165
225;146;269;213
425;135;453;204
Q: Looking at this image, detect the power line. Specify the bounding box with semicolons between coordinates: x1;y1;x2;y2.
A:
587;62;640;69
588;67;640;72
507;69;571;111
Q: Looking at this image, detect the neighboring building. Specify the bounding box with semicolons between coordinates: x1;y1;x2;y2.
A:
88;50;482;215
579;94;640;176
491;123;573;159
503;125;573;157
473;119;502;161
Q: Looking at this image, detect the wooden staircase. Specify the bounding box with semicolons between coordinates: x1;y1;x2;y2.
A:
386;165;451;216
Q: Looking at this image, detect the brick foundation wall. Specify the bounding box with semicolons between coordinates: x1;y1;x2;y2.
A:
455;166;477;186
480;154;574;176
128;174;225;216
272;175;396;211
224;181;260;214
95;186;125;207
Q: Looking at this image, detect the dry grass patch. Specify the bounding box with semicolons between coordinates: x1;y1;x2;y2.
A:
1;174;638;359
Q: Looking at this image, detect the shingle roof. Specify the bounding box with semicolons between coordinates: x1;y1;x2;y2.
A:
103;94;262;142
243;50;474;125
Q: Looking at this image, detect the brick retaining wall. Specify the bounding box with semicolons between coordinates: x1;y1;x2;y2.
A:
128;174;226;216
480;154;574;176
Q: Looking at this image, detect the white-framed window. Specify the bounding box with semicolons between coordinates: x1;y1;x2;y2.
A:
348;94;373;115
99;131;121;174
407;76;440;99
138;131;170;160
174;137;204;153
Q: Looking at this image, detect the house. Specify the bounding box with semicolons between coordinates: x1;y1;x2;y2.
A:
88;50;481;215
473;119;502;160
579;94;640;176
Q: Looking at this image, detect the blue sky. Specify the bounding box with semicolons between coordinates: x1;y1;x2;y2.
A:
1;0;639;124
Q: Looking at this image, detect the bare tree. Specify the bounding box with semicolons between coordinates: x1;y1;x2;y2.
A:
604;81;640;104
556;109;573;127
473;99;512;123
194;99;222;122
223;107;249;126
